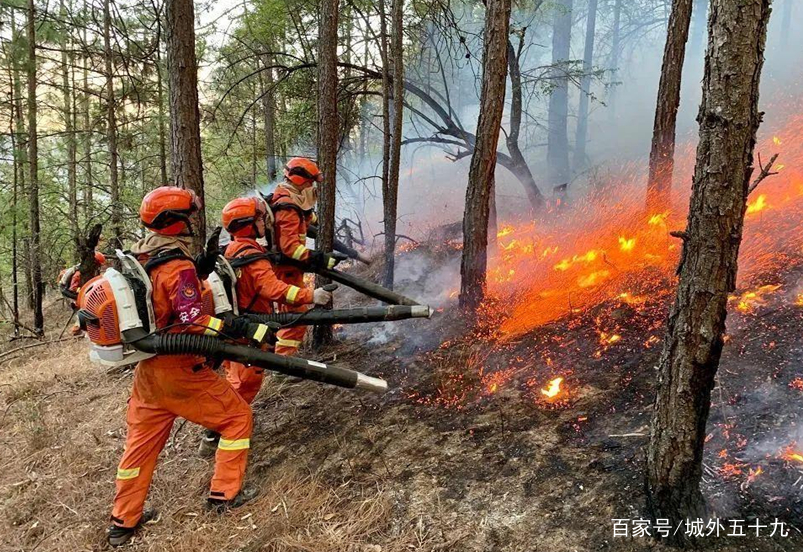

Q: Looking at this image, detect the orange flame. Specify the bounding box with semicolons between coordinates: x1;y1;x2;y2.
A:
540;377;563;400
746;194;768;215
781;444;803;463
729;284;781;313
618;236;636;252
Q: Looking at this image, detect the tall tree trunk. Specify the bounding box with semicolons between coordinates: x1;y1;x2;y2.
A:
378;0;391;274
547;0;572;192
312;0;339;348
262;54;277;181
645;0;694;212
103;0;122;249
7;56;21;335
156;43;168;186
382;0;404;290
574;0;597;169
82;24;93;223
506;35;545;211
27;0;44;335
12;16;32;312
61;0;78;257
646;0;772;536
460;0;511;313
781;0;792;48
689;0;708;56
608;0;622;123
165;0;206;251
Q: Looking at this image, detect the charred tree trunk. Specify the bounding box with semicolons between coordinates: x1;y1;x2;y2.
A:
262;54;277;181
165;0;206;251
547;0;572;192
312;0;339;348
378;0;392;282
460;0;511;314
61;0;78;258
574;0;597;169
647;0;772;536
27;0;44;335
645;0;694;212
382;0;404;290
103;0;122;249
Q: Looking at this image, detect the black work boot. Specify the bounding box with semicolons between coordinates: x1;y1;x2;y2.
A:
198;429;221;458
107;508;158;547
206;486;260;513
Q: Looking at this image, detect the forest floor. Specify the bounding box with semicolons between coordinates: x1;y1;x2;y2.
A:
1;243;803;552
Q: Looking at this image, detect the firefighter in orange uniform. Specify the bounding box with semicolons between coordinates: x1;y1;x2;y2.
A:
196;197;333;456
108;187;270;547
268;158;340;355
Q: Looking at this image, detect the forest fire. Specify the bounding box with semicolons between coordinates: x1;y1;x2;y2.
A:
483;107;803;341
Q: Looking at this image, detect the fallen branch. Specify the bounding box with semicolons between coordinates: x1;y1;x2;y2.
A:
748;152;779;195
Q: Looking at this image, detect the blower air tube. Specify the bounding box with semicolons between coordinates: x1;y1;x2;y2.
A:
245;305;434;327
122;328;387;393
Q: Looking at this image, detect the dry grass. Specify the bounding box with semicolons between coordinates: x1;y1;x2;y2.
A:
0;340;442;552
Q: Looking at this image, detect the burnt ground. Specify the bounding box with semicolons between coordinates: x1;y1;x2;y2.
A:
2;248;803;551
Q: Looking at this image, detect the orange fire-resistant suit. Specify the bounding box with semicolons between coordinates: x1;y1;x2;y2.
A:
269;185;317;356
110;242;253;530
222;237;313;402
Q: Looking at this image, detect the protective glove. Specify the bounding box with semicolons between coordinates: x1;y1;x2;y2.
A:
226;316;272;345
308;251;344;270
194;226;222;280
312;287;333;306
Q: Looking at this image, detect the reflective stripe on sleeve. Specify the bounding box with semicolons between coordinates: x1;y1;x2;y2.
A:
285;286;301;304
277;338;302;348
291;245;308;260
204;317;224;336
252;324;268;343
327;257;337;269
117;467;141;480
218;438;250;451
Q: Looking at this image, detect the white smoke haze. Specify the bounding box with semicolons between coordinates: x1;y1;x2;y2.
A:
333;3;803;240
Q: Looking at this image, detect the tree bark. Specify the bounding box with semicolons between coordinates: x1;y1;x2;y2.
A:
547;0;572;192
608;0;622;123
574;0;597;169
459;0;511;314
312;0;339;348
82;24;93;223
165;0;206;252
61;0;78;258
382;0;404;290
103;0;122;249
261;54;278;181
7;50;21;335
645;0;694;212
27;0;44;335
646;0;772;536
156;42;168;186
506;35;545;212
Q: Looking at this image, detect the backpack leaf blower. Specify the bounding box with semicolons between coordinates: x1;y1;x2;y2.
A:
76;251;387;393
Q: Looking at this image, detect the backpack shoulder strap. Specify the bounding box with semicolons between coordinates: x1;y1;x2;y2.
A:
143;248;192;274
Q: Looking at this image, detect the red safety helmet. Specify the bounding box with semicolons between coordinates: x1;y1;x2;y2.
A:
284;157;323;187
222;196;269;238
139;187;202;235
